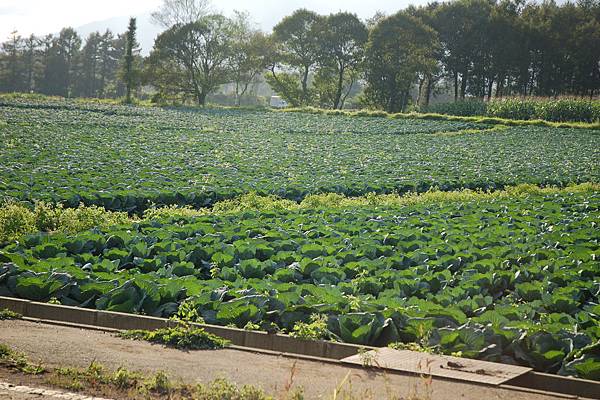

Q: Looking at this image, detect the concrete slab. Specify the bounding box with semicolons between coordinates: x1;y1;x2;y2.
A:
342;348;532;385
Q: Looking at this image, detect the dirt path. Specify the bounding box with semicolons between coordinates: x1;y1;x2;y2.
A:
0;319;569;400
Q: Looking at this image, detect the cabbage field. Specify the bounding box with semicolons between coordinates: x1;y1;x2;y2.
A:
0;98;599;380
0;99;598;211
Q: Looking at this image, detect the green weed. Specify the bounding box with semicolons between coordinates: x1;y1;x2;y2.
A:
0;343;45;374
290;314;329;341
0;308;22;320
119;326;229;350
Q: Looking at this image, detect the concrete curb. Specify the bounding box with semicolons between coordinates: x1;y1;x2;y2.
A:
2;295;599;399
0;296;367;359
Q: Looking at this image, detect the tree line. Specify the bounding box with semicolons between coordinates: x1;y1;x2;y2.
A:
0;28;134;99
1;0;599;112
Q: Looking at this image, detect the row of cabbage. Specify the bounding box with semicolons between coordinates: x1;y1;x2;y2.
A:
1;100;599;212
0;190;598;379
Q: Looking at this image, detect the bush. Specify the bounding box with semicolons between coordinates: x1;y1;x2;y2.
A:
0;309;22;320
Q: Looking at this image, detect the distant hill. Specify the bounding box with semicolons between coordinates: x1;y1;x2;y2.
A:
75;13;161;55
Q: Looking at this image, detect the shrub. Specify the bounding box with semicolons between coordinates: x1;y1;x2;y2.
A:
145;371;171;393
212;192;297;213
56;204;130;232
143;204;206;220
112;367;141;389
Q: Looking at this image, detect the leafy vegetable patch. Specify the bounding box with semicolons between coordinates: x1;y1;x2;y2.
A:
0;190;598;379
1;99;598;212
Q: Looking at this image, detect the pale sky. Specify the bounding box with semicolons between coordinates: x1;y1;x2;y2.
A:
0;0;161;40
0;0;425;43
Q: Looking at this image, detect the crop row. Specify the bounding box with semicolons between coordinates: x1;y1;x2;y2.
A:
1;100;598;212
0;189;598;379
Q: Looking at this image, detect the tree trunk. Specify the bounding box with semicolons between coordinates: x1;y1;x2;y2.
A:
402;90;409;112
495;75;504;98
301;65;310;105
197;90;207;106
417;77;424;108
528;69;535;96
235;80;241;107
487;78;494;101
388;87;399;113
453;71;458;102
460;73;467;99
333;64;345;109
425;77;433;108
340;78;355;110
418;75;434;109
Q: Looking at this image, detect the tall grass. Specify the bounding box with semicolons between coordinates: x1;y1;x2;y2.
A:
425;97;600;123
421;99;487;117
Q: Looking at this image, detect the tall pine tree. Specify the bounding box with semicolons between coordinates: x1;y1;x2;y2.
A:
122;17;139;103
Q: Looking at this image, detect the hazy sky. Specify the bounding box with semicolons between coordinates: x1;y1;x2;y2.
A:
0;0;425;41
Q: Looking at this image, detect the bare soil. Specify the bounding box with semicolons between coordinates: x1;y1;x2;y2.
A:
0;319;569;400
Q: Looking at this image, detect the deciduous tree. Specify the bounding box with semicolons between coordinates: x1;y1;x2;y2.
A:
363;12;439;113
315;12;367;109
270;9;324;106
149;15;233;105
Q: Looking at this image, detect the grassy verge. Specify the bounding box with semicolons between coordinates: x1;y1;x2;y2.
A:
281;106;600;130
1;182;598;243
47;365;294;399
433;124;508;136
0;339;435;399
2;93;597;129
0;341;281;399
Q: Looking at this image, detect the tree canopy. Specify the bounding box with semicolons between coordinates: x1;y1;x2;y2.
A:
1;0;598;107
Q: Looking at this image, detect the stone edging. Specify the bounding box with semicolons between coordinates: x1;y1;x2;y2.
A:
0;296;368;360
2;296;599;399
